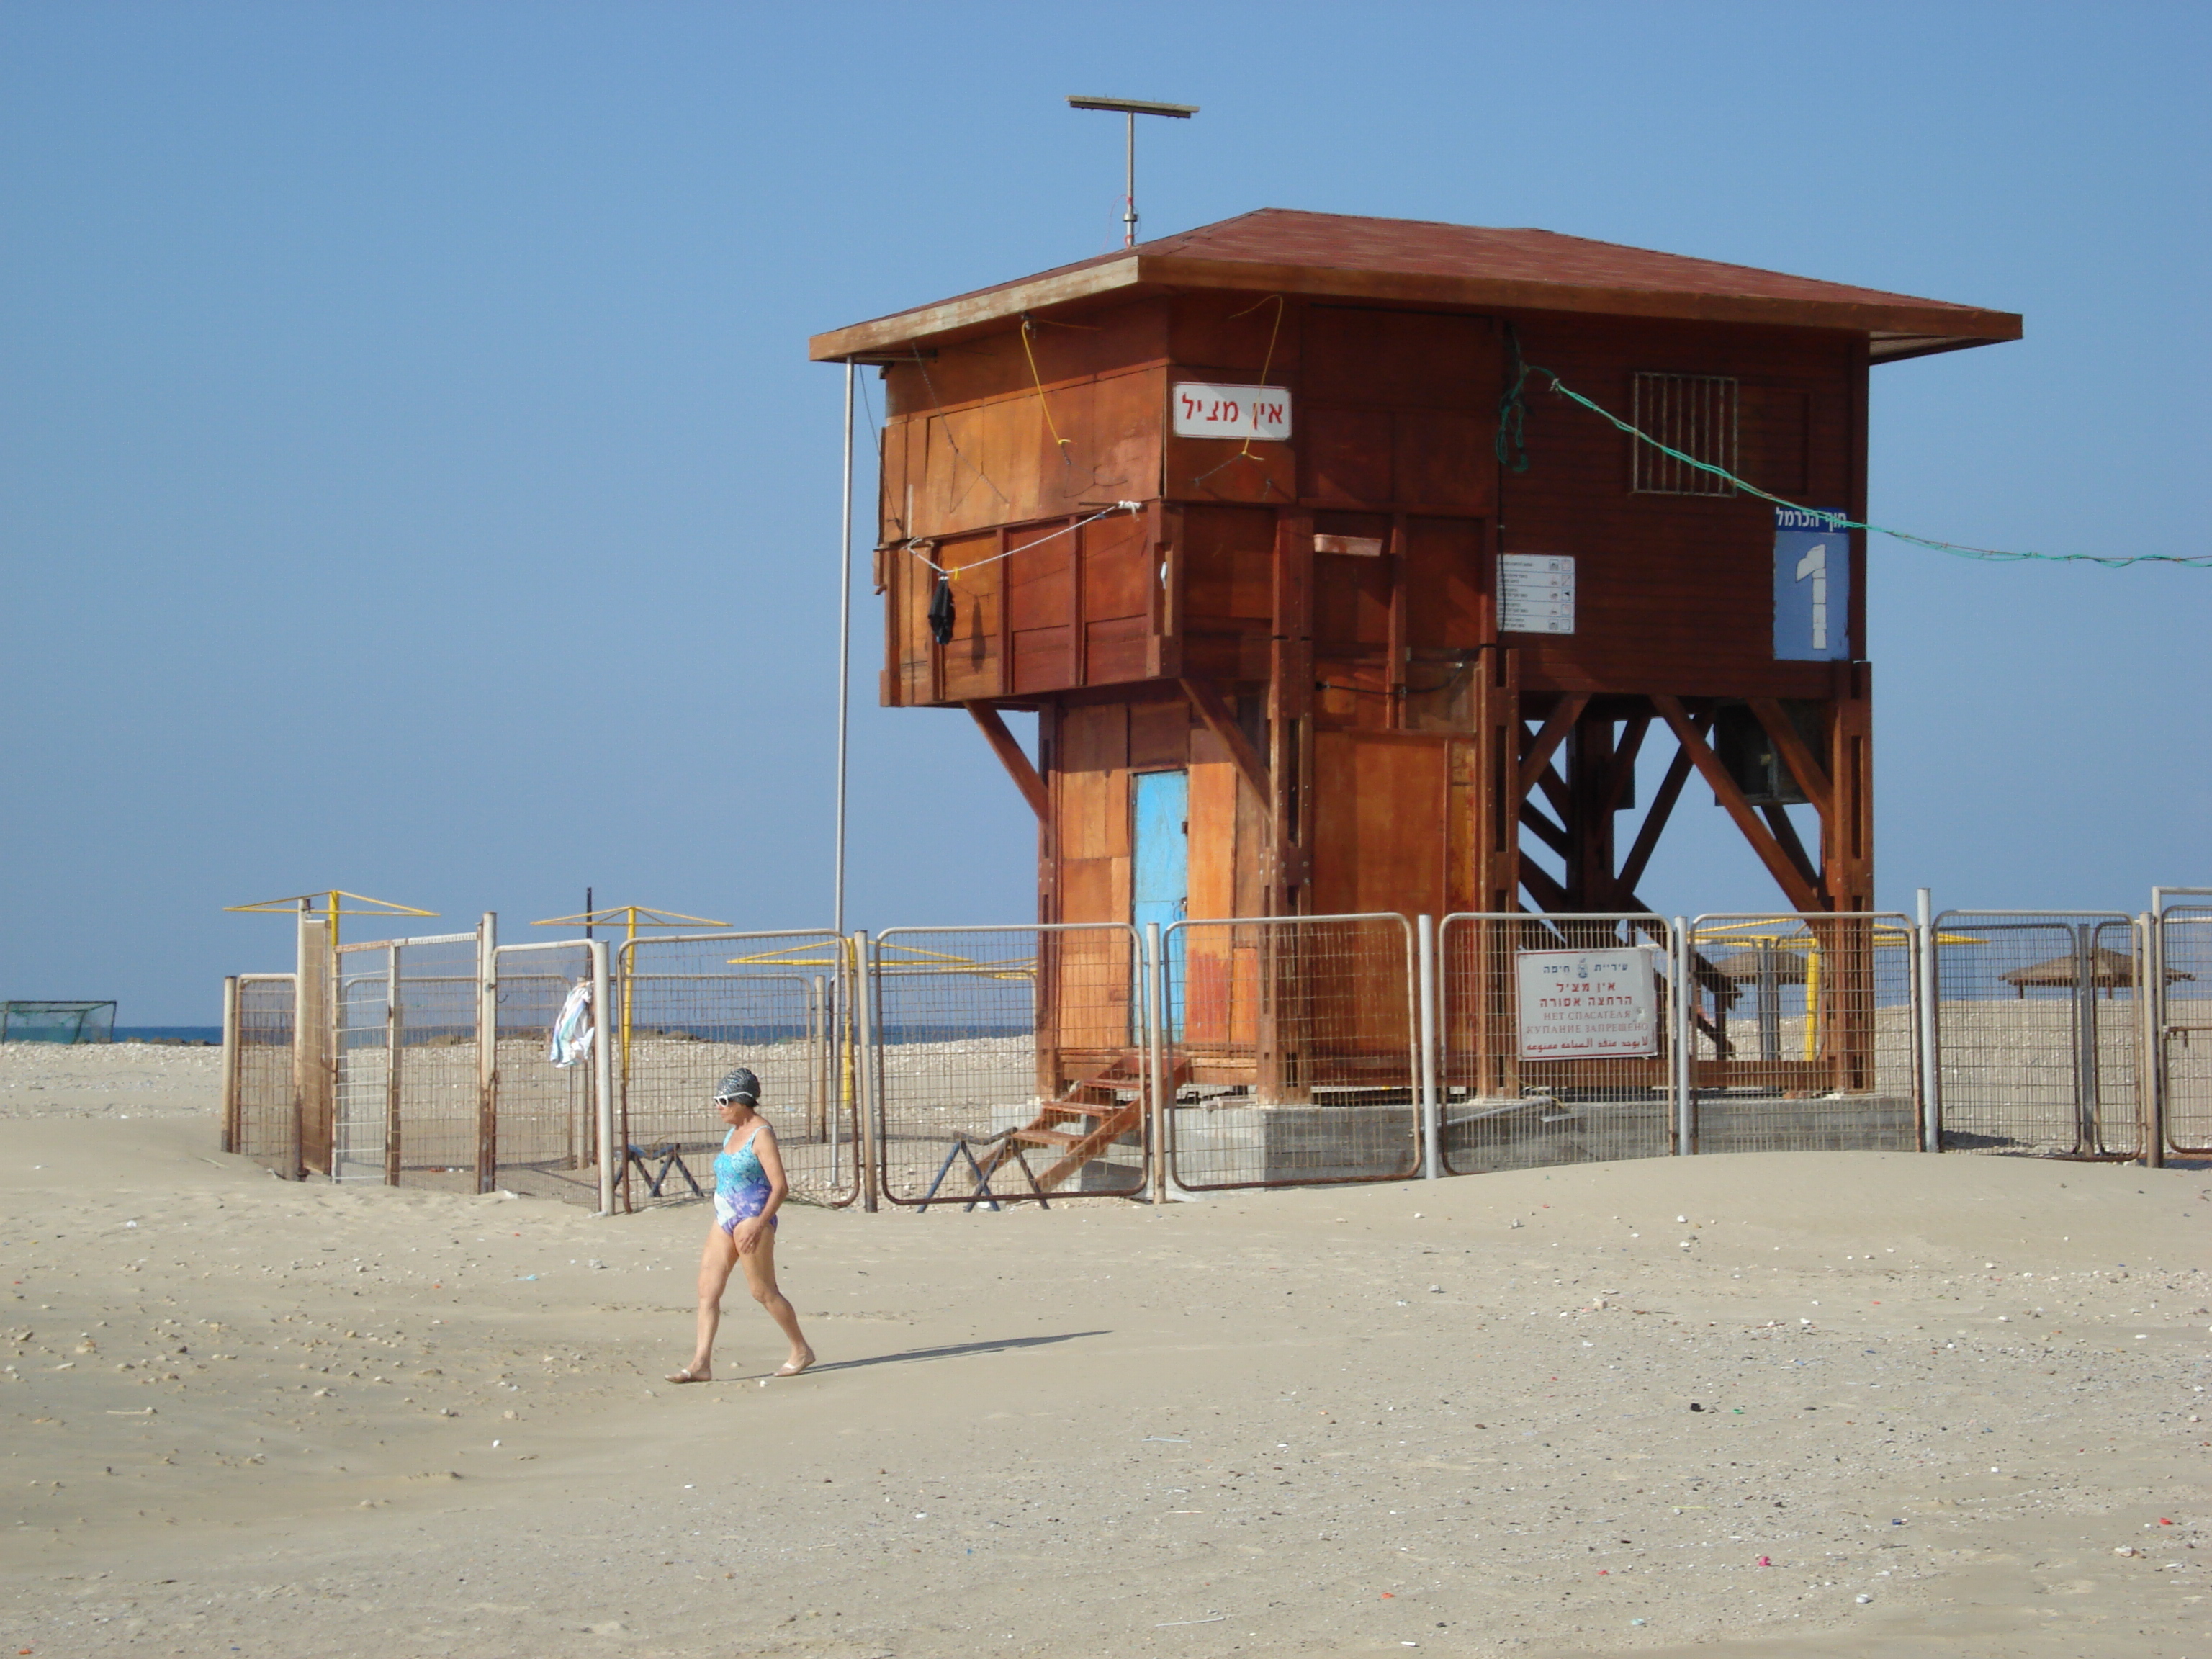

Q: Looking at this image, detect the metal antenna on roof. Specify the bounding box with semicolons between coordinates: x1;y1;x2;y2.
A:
1066;96;1198;248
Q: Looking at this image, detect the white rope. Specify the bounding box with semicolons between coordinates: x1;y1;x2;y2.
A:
900;502;1145;576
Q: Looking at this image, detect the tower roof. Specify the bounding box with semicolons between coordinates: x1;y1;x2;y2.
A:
810;207;2020;366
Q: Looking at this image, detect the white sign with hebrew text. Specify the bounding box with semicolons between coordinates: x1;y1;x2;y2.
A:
1516;945;1660;1060
1172;382;1292;441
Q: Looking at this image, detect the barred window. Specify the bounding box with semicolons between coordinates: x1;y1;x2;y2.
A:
1630;372;1738;496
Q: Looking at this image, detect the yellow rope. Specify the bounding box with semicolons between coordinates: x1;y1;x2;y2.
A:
1020;318;1075;467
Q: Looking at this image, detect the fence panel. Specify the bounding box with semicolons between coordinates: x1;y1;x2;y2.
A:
619;932;858;1212
1934;911;2142;1158
1161;914;1419;1191
491;942;604;1205
332;932;485;1192
1437;914;1678;1174
2157;907;2212;1156
869;923;1147;1206
229;974;297;1176
1686;914;1920;1154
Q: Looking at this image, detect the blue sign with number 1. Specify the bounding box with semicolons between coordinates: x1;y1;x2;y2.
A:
1773;508;1850;661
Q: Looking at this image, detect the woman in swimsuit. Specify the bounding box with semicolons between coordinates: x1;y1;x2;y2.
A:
667;1067;814;1382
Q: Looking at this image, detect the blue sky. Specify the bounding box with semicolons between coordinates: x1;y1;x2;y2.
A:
3;1;2206;1022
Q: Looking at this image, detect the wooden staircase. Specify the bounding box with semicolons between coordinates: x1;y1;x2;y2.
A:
979;1049;1182;1194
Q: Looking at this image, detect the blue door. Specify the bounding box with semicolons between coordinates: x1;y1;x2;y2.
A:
1132;769;1190;1038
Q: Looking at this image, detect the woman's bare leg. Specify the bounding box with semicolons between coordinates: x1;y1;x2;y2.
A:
737;1231;813;1373
672;1226;738;1382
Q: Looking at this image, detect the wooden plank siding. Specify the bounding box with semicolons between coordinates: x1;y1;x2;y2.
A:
876;288;1875;943
1495;312;1858;700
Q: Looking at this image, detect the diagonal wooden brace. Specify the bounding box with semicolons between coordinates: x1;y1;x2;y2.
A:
1180;676;1269;803
966;701;1049;822
1652;694;1825;914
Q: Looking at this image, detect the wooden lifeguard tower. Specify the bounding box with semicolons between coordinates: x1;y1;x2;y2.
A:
811;209;2018;1133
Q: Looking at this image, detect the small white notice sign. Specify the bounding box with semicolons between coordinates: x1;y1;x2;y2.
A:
1516;945;1660;1060
1172;382;1292;441
1498;553;1575;635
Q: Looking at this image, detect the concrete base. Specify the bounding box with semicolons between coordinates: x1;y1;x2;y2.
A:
1444;1097;1672;1174
1166;1103;1419;1187
1691;1092;1917;1154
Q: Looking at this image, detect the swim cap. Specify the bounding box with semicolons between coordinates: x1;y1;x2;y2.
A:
713;1067;760;1105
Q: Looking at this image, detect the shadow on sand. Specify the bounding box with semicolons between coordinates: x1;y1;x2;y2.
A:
783;1330;1112;1377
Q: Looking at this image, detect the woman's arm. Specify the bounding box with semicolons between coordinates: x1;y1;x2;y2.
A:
752;1121;792;1223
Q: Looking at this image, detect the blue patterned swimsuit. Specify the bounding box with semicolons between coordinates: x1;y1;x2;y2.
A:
713;1125;775;1235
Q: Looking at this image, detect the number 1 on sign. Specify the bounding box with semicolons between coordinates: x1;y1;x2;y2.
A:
1795;541;1828;652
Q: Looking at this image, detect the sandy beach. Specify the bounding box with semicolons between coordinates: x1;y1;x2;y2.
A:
3;1040;2207;1658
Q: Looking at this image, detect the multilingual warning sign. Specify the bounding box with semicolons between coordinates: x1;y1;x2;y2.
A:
1515;945;1661;1060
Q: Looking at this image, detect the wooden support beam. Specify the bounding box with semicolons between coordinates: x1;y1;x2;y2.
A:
1747;698;1832;820
1651;695;1825;914
1179;675;1269;804
1617;728;1699;896
1518;853;1572;914
1532;761;1573;825
1760;803;1820;890
966;701;1049;822
1519;802;1570;858
1517;694;1589;799
1601;714;1650;817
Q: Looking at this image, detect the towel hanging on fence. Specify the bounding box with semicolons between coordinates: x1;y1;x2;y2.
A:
549;979;595;1069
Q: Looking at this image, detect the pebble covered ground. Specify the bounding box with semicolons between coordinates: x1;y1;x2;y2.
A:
1;1048;2207;1658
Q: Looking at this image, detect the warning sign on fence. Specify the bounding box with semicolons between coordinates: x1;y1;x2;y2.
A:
1516;946;1660;1060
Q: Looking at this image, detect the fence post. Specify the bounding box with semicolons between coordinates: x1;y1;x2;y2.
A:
853;932;878;1213
1146;921;1167;1202
476;912;498;1195
2142;912;2164;1169
1417;914;1440;1181
1917;888;1941;1153
292;914;329;1181
220;976;240;1155
1672;917;1693;1155
589;940;616;1213
385;945;404;1186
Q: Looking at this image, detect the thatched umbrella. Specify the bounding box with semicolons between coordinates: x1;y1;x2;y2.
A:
1999;946;2193;998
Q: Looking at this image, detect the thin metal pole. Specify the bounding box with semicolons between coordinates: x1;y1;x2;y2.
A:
1672;917;1694;1155
2141;912;2164;1169
1916;888;1941;1153
1146;921;1166;1202
1124;112;1137;246
834;361;856;938
476;912;498;1195
385;945;403;1186
853;930;878;1212
590;940;616;1215
1417;914;1439;1181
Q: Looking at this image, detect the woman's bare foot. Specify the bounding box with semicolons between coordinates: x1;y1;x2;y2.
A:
773;1349;816;1378
666;1364;711;1384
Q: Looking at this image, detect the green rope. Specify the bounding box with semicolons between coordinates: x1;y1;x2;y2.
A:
1503;336;2208;570
1494;323;1531;474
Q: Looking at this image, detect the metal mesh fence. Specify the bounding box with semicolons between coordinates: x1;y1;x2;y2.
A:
1162;914;1419;1190
1686;914;1919;1154
491;943;602;1206
2155;908;2212;1156
619;932;857;1213
869;924;1146;1206
230;974;296;1176
1438;914;1677;1174
330;933;485;1193
1934;912;2143;1158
